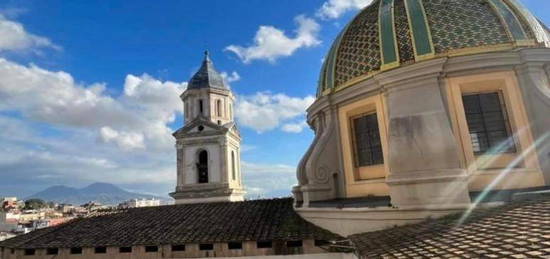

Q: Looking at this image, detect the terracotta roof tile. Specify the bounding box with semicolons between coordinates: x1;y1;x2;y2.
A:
0;198;340;249
349;195;550;258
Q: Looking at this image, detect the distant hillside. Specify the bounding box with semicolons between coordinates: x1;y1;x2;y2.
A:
26;183;169;206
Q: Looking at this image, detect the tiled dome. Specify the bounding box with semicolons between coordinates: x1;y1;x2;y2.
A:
317;0;550;96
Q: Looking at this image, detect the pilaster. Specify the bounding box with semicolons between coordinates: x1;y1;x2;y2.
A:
379;58;470;209
514;49;550;183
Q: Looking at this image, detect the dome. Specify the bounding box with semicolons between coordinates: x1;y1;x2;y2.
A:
317;0;550;96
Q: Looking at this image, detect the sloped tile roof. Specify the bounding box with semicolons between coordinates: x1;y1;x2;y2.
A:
349;194;550;258
187;51;227;90
0;198;340;249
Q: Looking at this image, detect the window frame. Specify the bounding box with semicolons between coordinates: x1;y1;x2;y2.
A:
338;94;390;198
446;71;542;177
339;95;389;182
461;91;516;156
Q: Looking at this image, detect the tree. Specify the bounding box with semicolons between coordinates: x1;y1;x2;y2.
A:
24;199;47;210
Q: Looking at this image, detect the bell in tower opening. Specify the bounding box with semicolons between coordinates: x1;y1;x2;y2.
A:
170;51;245;204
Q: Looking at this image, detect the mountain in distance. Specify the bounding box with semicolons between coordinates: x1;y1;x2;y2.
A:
26;182;169;206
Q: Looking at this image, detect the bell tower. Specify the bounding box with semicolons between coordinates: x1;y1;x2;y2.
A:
170;51;245;204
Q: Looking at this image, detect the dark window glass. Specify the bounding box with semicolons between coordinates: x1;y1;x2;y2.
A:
462;92;515;155
171;245;185;252
11;248;15;254
46;248;58;255
286;240;303;248
199;244;214;251
197;150;209;183
315;240;330;246
228;242;242;250
119;247;132;253
231;151;236;180
216;100;222;117
145;246;158;253
95;247;107;254
352;113;384;167
70;247;82;254
199;99;204;115
24;249;35;256
257;241;272;249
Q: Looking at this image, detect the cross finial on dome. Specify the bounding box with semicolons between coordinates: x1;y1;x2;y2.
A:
204;50;210;62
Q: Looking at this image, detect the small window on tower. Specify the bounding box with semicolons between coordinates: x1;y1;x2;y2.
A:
216;100;222;117
231;151;236;181
199;99;204;115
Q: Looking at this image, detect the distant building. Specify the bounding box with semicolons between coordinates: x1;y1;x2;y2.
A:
0;198;17;203
1;197;18;210
58;204;75;214
118;198;160;209
80;202;109;212
0;212;18;232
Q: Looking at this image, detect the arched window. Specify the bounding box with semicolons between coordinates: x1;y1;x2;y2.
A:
231;151;236;181
199;99;204;115
216;100;222;117
197;150;208;183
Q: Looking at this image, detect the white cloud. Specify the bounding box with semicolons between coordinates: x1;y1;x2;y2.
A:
99;127;145;151
225;15;321;63
235;92;314;133
317;0;373;19
0;14;59;52
0;58;186;152
281;121;309;133
220;71;240;83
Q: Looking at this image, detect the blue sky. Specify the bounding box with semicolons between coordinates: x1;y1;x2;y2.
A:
0;0;548;199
